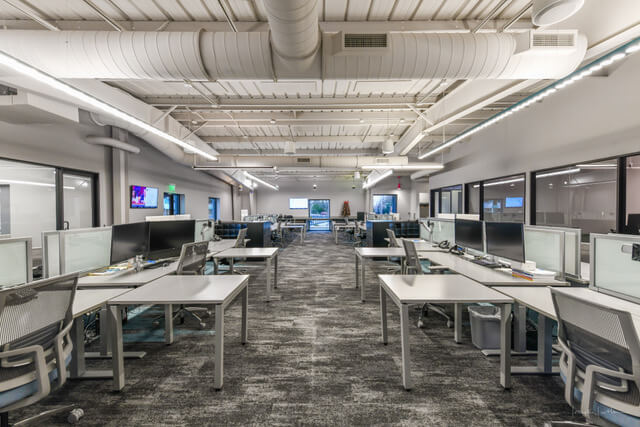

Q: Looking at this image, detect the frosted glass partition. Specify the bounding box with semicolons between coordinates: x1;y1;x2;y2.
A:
524;226;564;277
0;237;32;288
456;214;480;221
534;226;581;277
195;219;215;242
419;220;430;241
42;231;60;278
591;234;640;303
60;227;112;275
146;214;191;222
429;218;454;245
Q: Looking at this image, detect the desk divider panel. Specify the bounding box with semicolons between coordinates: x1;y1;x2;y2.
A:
60;227;112;275
590;234;640;303
42;231;60;278
195;219;215;242
524;226;564;277
0;237;32;288
428;218;455;245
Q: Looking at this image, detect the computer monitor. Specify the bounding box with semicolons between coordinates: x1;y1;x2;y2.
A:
110;222;149;264
454;219;483;252
357;211;365;221
627;214;640;235
485;222;525;263
148;220;195;258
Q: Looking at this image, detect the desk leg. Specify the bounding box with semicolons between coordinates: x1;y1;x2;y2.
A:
513;303;527;353
99;307;110;356
109;305;125;391
400;304;412;390
274;255;278;289
70;317;86;378
335;228;338;244
165;304;174;345
241;287;248;345
214;304;224;390
230;257;235;275
355;254;359;289
380;285;388;345
361;258;366;302
537;314;553;373
454;303;463;344
500;303;512;389
266;256;272;302
214;259;219;275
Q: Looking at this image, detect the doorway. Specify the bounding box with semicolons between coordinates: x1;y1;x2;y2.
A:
308;199;330;231
164;192;185;216
62;172;96;229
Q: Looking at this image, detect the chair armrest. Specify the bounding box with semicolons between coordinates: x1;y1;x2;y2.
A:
52;319;74;388
429;266;449;271
0;345;50;399
581;363;637;420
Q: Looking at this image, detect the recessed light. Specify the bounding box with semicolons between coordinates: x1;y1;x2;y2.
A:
270;118;276;124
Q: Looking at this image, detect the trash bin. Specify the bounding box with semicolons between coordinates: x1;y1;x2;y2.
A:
468;305;501;350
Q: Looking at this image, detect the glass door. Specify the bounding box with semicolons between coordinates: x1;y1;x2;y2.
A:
62;171;96;229
308;199;330;231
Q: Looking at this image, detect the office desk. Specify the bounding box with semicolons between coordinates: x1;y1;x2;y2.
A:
211;247;279;301
208;239;243;256
77;261;179;289
419;251;567;287
378;274;513;390
280;224;305;244
108;275;249;390
70;288;132;380
354;247;406;302
334;223;356;244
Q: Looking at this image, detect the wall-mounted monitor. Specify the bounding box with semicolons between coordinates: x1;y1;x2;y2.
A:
131;185;159;209
505;197;524;208
289;198;308;209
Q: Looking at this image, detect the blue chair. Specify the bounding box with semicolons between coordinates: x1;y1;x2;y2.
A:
1;273;79;427
551;289;640;426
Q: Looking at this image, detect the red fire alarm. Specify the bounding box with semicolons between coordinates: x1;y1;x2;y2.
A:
397;176;402;189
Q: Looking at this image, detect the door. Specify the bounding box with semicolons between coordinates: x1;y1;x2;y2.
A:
308;199;330;231
61;172;96;229
163;193;185;215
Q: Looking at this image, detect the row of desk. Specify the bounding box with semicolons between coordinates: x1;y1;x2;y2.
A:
70;240;280;392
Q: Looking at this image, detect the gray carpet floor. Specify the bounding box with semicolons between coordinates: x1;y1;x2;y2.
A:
12;231;582;426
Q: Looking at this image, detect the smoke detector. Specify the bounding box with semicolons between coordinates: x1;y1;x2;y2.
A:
532;0;584;26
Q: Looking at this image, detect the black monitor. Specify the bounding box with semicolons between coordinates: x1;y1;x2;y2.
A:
110;222;149;264
148;220;195;258
627;214;640;235
357;211;365;221
485;222;525;263
454;219;483;252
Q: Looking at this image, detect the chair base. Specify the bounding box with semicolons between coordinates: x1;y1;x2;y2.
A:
418;303;453;328
3;404;79;427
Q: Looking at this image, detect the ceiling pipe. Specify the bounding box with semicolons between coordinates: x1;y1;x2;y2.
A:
85;135;140;154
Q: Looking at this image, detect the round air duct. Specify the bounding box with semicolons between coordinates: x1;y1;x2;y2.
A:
532;0;584;26
381;138;394;154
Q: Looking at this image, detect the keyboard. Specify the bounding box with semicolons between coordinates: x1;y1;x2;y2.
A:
470;259;502;269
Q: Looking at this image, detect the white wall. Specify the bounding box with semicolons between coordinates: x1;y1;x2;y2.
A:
429;52;640;223
255;179;366;217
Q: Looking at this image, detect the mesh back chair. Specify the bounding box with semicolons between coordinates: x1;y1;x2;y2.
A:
386;229;401;248
0;273;80;426
551;289;640;426
234;227;248;248
403;240;453;329
169;242;210;329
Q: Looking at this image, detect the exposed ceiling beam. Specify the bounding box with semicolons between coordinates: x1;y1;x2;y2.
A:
141;96;421;109
216;149;381;156
202;136;395;144
2;0;60;31
0;19;534;33
81;0;125;31
171;111;414;122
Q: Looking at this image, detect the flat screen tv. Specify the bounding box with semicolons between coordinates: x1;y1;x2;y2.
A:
505;197;524;208
131;185;159;209
289;198;308;209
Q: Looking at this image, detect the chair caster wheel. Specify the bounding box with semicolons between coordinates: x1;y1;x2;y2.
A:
152;320;160;328
446;321;453;328
417;320;425;329
199;322;207;330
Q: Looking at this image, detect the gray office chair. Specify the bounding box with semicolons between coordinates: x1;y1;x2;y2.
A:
234;227;248;248
170;241;210;330
384;229;403;274
0;273;81;426
403;239;453;329
551;289;640;426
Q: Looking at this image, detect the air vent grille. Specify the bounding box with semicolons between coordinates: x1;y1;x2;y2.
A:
344;33;387;49
375;158;390;164
297;157;311;163
532;33;575;47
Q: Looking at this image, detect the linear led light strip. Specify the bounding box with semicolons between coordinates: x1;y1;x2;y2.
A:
0;178;75;190
536;168;581;178
361;164;444;170
473;177;524;188
419;37;640;160
0;50;217;162
363;169;393;189
243;171;279;191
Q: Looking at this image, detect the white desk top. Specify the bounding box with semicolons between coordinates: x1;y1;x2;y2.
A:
419;252;566;287
77;261;178;288
355;247;406;258
208;239;238;253
73;288;130;317
109;275;249;305
213;247;279;258
494;286;557;319
379;274;513;305
281;224;305;229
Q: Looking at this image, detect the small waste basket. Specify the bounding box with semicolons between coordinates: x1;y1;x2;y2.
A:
468;305;501;350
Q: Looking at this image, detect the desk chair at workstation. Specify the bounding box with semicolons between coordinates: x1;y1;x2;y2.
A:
0;273;82;427
172;241;210;329
384;229;403;274
402;239;453;328
217;228;249;274
550;290;640;427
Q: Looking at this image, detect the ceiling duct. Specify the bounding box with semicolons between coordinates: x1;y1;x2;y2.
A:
532;0;585;26
85;135;140;154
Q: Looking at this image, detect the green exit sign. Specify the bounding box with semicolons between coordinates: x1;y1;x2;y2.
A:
167;184;176;192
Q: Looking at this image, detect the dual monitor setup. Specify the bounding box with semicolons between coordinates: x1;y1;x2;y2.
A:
454;219;525;264
110;220;196;265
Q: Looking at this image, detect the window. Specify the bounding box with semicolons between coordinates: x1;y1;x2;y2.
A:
626;155;640;235
483;174;525;223
372;194;397;214
208;197;220;220
163;193;185;215
535;160;617;241
465;182;481;215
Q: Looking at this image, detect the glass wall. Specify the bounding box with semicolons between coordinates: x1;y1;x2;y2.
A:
465;182;481;215
438;185;462;214
372;194;397;214
626;155;640;235
483;174;525;223
208;197;220;220
0;159;57;246
62;172;94;229
535;159;617;241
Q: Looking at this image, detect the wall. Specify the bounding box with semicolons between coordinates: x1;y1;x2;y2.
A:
255;179;366;217
429;52;640;223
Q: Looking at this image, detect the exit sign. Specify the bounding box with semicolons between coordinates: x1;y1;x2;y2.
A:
167;184;176;192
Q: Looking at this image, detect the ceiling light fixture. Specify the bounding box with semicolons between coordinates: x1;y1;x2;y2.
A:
270;118;276;124
363;169;393;189
0;50;218;161
536;168;581;178
354;171;361;180
381;137;394;154
361;164;444;170
418;36;640;160
243;171;279;191
483;177;525;187
0;178;74;190
576;163;617;168
532;0;584;26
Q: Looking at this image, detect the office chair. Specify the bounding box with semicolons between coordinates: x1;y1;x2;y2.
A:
383;229;403;274
1;273;82;427
403;239;453;328
550;289;640;426
217;227;249;274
